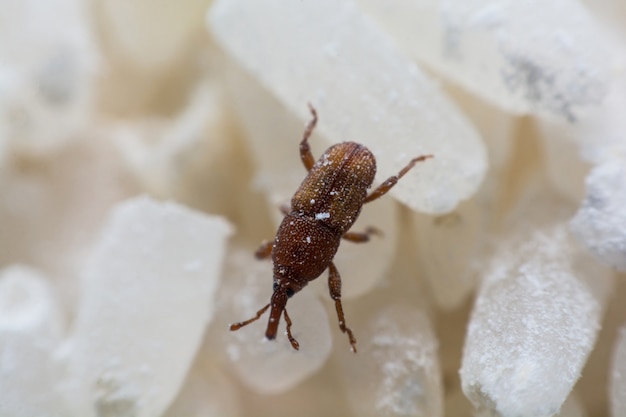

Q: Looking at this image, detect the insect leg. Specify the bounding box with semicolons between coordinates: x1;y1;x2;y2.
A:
299;103;318;172
254;240;274;259
364;154;433;203
328;261;357;353
279;203;291;216
342;226;382;243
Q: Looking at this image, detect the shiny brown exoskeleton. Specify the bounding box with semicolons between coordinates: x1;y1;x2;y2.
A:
230;104;432;352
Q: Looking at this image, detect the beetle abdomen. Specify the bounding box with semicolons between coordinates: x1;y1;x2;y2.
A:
291;142;376;234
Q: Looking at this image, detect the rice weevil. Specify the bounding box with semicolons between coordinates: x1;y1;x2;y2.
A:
230;104;432;353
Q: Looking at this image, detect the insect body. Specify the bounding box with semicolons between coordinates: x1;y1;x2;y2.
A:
230;104;432;352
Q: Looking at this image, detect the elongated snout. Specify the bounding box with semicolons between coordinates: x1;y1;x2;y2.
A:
265;290;288;340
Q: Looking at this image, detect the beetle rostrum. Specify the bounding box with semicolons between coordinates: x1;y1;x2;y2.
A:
230;104;433;353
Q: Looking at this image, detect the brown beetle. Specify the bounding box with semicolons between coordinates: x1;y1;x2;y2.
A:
230;104;432;352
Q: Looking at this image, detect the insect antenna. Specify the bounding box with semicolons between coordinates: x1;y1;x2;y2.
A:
230;303;270;331
283;308;300;350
